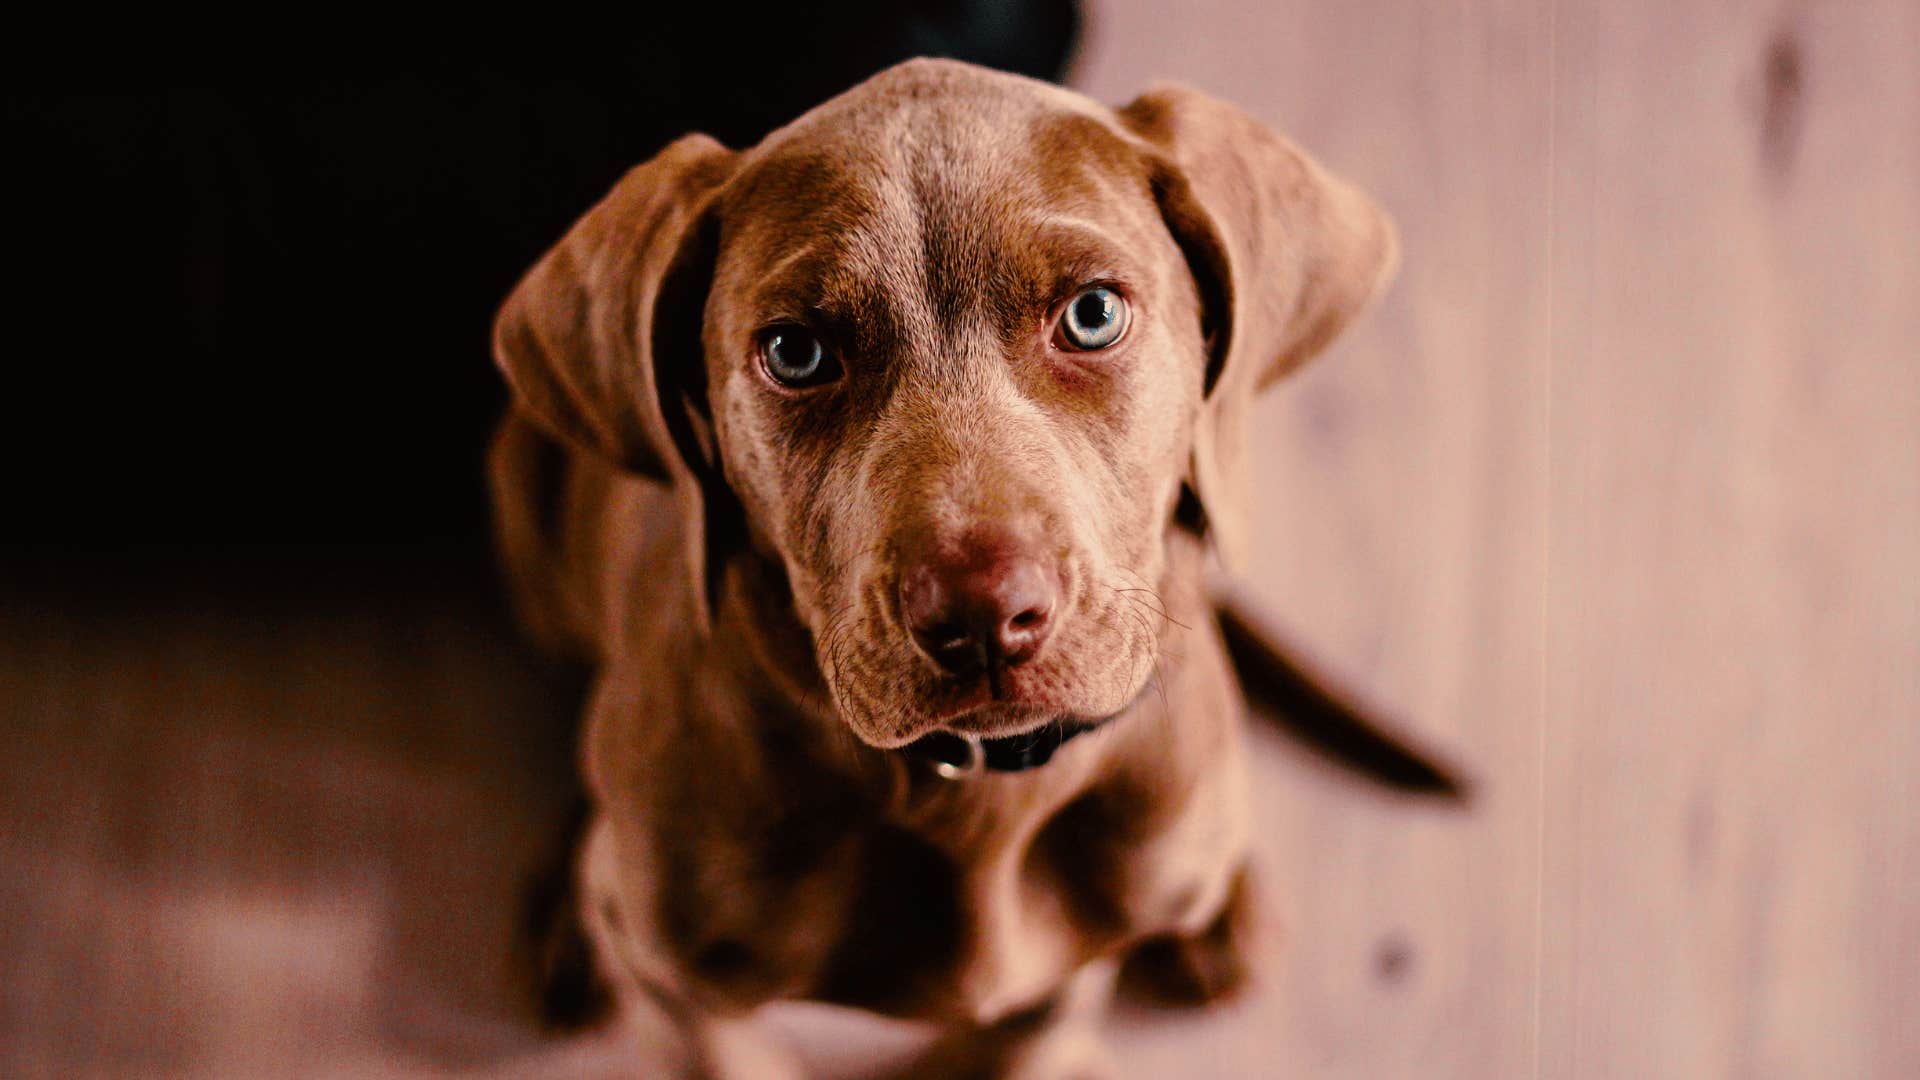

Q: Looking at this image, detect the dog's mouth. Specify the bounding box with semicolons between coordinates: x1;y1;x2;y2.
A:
909;648;1129;736
925;687;1053;735
816;566;1169;752
898;683;1152;778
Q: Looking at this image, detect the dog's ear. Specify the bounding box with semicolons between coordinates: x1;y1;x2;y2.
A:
493;133;737;629
1117;84;1398;567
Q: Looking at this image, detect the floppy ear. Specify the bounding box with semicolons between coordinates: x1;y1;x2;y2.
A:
1117;84;1399;568
492;133;737;628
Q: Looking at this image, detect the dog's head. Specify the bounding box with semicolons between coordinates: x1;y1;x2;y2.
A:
494;60;1395;748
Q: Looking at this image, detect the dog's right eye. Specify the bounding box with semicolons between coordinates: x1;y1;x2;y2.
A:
1054;286;1130;352
759;326;842;389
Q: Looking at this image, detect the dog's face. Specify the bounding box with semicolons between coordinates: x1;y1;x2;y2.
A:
494;60;1396;749
702;83;1207;746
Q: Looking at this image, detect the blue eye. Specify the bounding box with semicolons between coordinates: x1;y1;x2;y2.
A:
760;326;841;388
1056;286;1130;351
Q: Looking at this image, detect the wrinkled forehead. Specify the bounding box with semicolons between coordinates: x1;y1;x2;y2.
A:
711;88;1162;335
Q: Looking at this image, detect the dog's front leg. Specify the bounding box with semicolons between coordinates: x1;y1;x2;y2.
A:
897;958;1120;1080
576;818;805;1080
574;978;795;1080
1117;862;1260;1008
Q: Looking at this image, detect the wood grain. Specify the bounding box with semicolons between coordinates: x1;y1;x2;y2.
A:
1080;1;1920;1076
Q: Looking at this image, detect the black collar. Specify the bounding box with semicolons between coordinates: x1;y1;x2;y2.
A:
903;720;1103;778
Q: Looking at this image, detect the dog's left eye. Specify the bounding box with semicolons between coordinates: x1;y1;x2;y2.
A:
1054;286;1130;351
759;326;842;388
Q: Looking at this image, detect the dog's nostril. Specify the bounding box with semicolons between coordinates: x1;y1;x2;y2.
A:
899;539;1059;676
994;597;1052;667
925;622;972;652
989;561;1054;657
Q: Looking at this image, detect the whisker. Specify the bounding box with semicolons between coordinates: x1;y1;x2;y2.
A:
1110;568;1192;631
1118;593;1191;657
1112;587;1174;624
1115;602;1161;712
1115;590;1170;626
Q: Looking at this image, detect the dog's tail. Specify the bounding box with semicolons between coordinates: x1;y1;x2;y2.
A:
1214;597;1470;801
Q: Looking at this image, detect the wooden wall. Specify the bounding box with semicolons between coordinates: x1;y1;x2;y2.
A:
1078;2;1919;1076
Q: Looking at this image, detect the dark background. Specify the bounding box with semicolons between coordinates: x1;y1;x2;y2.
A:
0;9;1081;1072
3;4;1077;555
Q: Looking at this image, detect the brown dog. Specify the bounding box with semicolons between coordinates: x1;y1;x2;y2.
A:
488;58;1396;1078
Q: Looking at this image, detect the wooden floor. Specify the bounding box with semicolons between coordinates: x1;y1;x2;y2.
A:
0;559;582;1077
4;2;1916;1077
1078;1;1920;1076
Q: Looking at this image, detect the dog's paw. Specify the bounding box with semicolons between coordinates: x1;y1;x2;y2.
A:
1117;866;1261;1008
520;800;617;1030
889;1027;1118;1080
1117;932;1248;1007
999;1028;1120;1080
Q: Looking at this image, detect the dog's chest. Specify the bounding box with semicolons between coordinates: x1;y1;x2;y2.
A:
655;744;1247;1023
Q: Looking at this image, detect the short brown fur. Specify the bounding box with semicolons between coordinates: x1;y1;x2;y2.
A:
489;59;1395;1078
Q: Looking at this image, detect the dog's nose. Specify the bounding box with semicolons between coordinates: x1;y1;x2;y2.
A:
899;534;1058;675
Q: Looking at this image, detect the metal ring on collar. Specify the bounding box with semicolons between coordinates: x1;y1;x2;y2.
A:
930;733;985;781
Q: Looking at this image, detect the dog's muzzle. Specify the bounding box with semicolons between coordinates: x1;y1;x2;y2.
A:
904;720;1103;779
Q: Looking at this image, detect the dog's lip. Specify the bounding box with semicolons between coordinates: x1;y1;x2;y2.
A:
925;682;1076;738
891;685;1150;772
928;681;1152;741
936;702;1061;740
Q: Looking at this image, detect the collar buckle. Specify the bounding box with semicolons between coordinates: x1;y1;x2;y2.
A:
929;733;985;781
